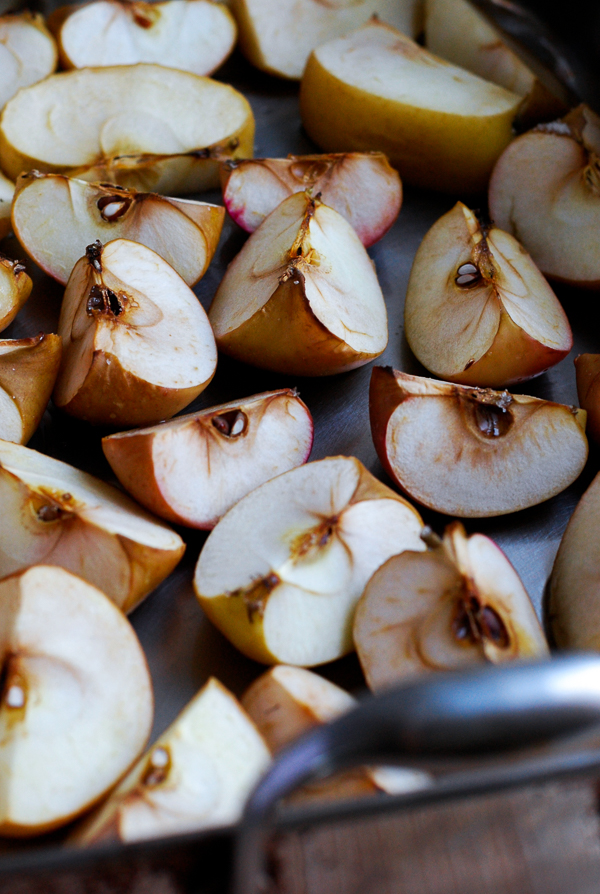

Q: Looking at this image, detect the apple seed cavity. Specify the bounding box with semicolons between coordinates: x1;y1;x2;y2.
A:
467;389;514;438
291;517;337;561
142;746;171;787
231;572;281;622
211;409;248;438
452;593;510;649
97;194;133;222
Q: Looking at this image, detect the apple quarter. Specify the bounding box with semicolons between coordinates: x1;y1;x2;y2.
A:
0;254;32;333
0;334;62;445
0;12;58;111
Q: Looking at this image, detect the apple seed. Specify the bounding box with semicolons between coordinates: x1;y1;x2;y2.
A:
142;746;171;787
97;195;133;222
452;593;510;649
455;262;481;287
86;285;124;317
211;409;248;438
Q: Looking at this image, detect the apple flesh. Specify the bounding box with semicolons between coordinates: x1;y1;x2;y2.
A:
53;239;218;427
0;438;185;613
0;12;57;111
0;564;153;836
369;366;588;517
11;173;225;287
209;192;388;376
575;354;600;444
0;253;32;333
194;455;425;666
0;333;62;444
0;171;14;241
404;201;572;387
354;521;548;691
102;389;314;529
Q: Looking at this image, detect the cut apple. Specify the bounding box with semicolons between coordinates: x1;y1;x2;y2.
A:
0;333;62;444
0;64;254;195
0;438;185;613
209;192;388;376
404;201;572;387
72;677;270;844
102;389;314;529
221;152;402;246
300;20;522;194
489;105;600;287
0;252;32;332
369;367;588;517
0;564;153;836
11;173;225;286
354;521;548;691
49;0;237;76
0;12;57;111
0;171;13;241
53;239;217;427
575;354;600;444
194;455;425;666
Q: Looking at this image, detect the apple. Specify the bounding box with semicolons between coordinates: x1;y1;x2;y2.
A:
0;64;254;195
575;354;600;444
369;366;588;517
300;20;522;194
404;201;572;387
0;171;14;241
0;333;62;444
194;455;425;666
354;521;549;691
0;564;153;836
0;252;32;333
11;172;225;286
209;191;388;376
221;151;402;246
102;388;314;529
53;238;218;427
0;438;185;613
0;11;57;111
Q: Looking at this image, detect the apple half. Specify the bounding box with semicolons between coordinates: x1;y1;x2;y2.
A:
0;171;14;241
300;20;522;194
221;152;402;246
49;0;237;77
0;564;153;836
354;521;548;691
194;455;425;666
209;192;388;376
0;12;57;111
73;677;270;844
404;201;572;387
54;238;218;427
0;64;254;195
0;438;185;613
575;354;600;444
369;367;588;517
102;389;314;529
0;333;62;444
12;173;225;286
489;105;600;287
0;252;32;332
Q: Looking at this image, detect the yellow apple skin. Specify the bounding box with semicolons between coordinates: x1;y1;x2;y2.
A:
0;333;62;444
575;354;600;444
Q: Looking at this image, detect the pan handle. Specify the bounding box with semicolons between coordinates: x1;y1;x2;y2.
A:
232;655;600;894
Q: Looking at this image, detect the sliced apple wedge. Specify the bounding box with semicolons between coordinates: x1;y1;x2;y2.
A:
404;202;572;387
575;354;600;444
0;64;254;195
489;106;600;287
102;389;314;529
12;173;224;286
49;0;237;76
0;12;57;111
72;677;270;845
354;522;548;691
369;367;588;517
0;439;185;613
0;565;153;837
194;456;425;666
0;253;32;332
209;192;388;376
0;171;14;241
300;20;522;194
221;152;402;246
0;334;62;444
53;239;217;427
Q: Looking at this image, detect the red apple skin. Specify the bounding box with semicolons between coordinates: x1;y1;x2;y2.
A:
576;354;600;444
369;365;406;486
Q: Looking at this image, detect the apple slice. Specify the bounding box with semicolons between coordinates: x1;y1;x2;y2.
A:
194;455;425;666
53;239;217;427
404;201;572;387
0;12;57;111
0;171;14;241
72;677;270;845
221;152;402;246
0;253;32;333
0;334;62;444
354;522;548;692
102;389;314;529
0;565;153;836
0;438;185;613
209;192;388;376
300;20;522;194
0;64;254;195
49;0;236;77
489;105;600;287
369;367;588;517
575;354;600;444
11;173;225;287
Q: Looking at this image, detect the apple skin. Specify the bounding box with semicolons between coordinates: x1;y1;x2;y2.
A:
575;354;600;444
0;333;62;444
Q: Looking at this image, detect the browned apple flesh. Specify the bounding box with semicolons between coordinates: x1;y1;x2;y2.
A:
369;367;588;517
354;521;548;691
404;201;572;386
0;12;57;110
0;253;32;333
0;333;62;444
575;354;600;444
221;152;402;245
